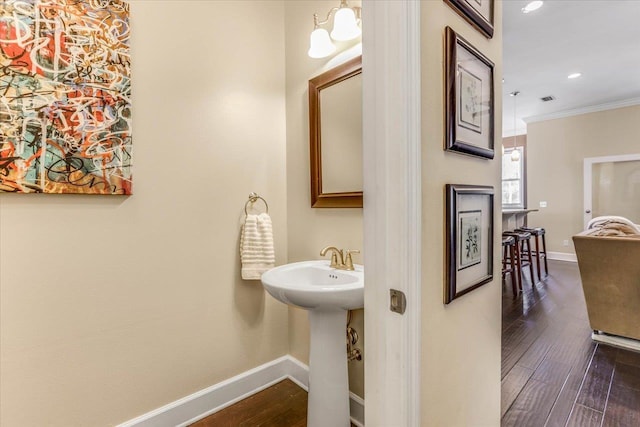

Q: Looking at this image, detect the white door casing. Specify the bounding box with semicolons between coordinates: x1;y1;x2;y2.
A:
362;1;421;426
583;153;640;228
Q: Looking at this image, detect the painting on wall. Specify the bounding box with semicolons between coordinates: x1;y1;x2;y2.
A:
443;0;494;38
444;27;494;160
458;67;482;133
445;184;494;304
459;210;482;269
0;0;132;194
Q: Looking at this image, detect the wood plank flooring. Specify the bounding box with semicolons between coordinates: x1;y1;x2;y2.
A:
502;260;640;426
192;260;640;426
190;379;307;427
190;378;357;427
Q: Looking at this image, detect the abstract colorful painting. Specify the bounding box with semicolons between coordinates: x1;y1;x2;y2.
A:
0;0;131;194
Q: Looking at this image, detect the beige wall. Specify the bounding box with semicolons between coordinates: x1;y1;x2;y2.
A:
0;2;289;426
527;105;640;254
284;1;364;398
420;1;503;425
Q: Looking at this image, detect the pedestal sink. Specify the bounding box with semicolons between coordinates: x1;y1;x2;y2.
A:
261;260;364;427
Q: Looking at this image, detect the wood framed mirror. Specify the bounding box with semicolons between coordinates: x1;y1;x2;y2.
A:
309;56;362;208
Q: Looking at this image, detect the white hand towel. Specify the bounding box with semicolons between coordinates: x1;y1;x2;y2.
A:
240;213;275;280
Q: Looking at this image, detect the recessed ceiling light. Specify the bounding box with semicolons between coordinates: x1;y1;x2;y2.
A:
522;1;544;14
568;73;582;79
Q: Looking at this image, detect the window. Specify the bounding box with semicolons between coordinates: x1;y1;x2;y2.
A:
502;146;525;208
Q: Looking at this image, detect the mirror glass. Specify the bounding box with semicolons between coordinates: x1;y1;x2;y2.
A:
309;56;362;208
320;74;362;193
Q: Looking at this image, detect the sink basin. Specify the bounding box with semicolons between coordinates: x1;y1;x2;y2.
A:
261;260;364;427
261;260;363;310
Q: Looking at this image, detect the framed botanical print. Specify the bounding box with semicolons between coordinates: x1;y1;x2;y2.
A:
444;0;494;38
444;26;495;160
445;184;494;304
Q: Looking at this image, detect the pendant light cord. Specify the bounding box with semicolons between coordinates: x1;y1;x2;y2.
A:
513;91;517;150
510;91;520;161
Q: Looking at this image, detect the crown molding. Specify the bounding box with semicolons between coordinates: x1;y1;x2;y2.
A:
523;97;640;124
502;126;528;138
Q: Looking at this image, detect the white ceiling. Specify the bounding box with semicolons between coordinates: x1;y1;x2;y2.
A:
502;0;640;136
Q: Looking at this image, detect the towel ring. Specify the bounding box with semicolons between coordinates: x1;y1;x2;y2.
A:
244;192;269;216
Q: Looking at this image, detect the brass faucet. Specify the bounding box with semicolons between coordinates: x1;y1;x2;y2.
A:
343;249;360;270
320;246;343;268
320;246;360;271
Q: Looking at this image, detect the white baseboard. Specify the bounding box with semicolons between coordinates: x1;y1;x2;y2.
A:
349;392;365;427
592;332;640;353
116;355;365;427
547;251;577;263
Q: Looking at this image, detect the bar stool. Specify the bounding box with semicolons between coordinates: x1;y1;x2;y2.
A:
503;230;535;287
516;227;548;281
502;235;519;294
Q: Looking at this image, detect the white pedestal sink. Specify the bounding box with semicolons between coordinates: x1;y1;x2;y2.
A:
261;260;364;427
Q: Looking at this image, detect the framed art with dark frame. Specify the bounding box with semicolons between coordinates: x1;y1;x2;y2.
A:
445;184;494;304
444;26;495;160
444;0;494;38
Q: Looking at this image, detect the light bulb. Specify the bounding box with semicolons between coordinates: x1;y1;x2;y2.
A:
511;149;521;162
331;7;361;41
522;1;543;14
308;28;336;58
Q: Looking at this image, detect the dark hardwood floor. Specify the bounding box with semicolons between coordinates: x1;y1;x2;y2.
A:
502;260;640;426
192;260;640;426
190;379;307;427
190;378;357;427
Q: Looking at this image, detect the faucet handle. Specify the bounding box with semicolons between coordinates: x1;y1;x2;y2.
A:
344;249;360;271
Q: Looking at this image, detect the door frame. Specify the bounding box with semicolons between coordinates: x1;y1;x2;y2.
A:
362;1;421;425
583;153;640;228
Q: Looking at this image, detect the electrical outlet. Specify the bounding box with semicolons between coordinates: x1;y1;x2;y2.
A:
563;239;569;247
540;201;547;208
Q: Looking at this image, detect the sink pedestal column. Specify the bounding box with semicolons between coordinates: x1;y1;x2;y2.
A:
307;309;350;427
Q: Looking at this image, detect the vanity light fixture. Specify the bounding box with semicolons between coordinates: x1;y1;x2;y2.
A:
568;72;582;79
308;26;336;59
509;91;521;162
308;0;361;59
522;1;544;14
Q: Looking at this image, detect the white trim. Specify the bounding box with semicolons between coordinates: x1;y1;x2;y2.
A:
583;153;640;228
524;97;640;124
349;392;366;427
116;356;293;427
547;251;577;263
592;332;640;353
282;356;309;390
584;157;591;229
363;1;421;426
502;127;528;138
116;355;364;427
584;153;640;164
